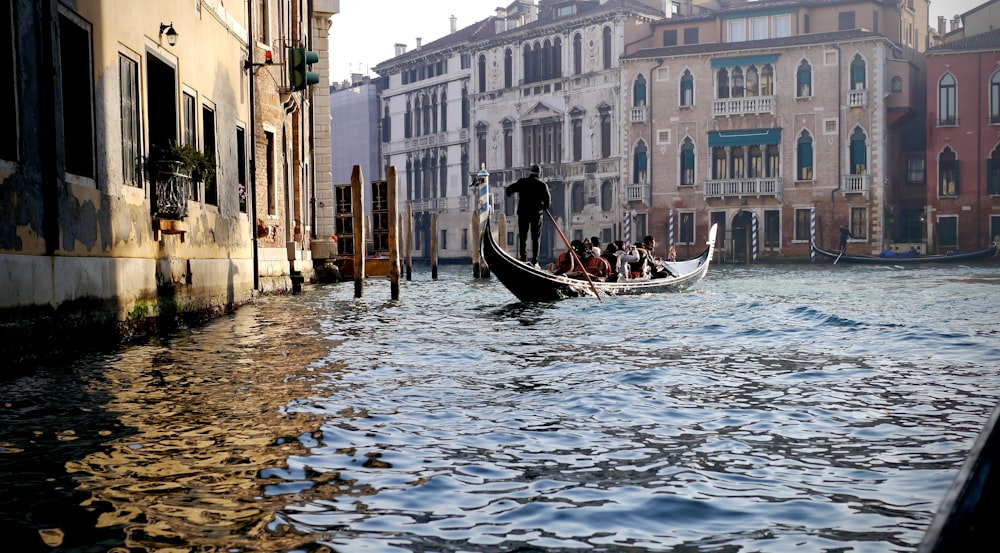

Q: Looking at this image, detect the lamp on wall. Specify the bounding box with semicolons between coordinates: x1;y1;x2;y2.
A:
159;22;178;46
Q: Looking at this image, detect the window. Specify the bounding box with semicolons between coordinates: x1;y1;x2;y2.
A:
679;212;694;244
760;65;773;96
265;130;276;215
764;210;780;248
680;138;695;186
732;67;744;97
938;73;957;125
441;229;448;250
991;71;1000;124
382;105;391;142
939;147;958;196
712;147;726;179
573;33;583;75
850;54;866;91
657;130;670;144
633;140;647;183
633;75;646;106
717;68;730;99
601;180;613;211
2;1;17;162
727;18;746;42
478;54;486;93
572;117;582;161
907;158;925;185
773;14;791;38
794;208;811;241
795;60;812;98
745;66;759;96
439;154;447;197
182;92;196;146
202;105;217;205
988;146;1000;195
602;27;613;70
462;228;468;251
572;182;584;213
663;29;677;47
504;49;513;89
684;27;699;45
849;127;866;175
680;70;694;106
522;121;562;165
797;131;813;181
750;17;768;41
59;10;95;180
461;88;469;129
730;146;745;178
824;118;838;134
236;126;247;212
600;109;611;158
851;207;867;240
937;216;958;247
839;11;855;30
503;121;514;168
476;124;487;170
119;54;141;187
873;11;879;33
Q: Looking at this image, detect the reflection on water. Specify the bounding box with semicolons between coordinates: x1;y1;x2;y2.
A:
1;263;999;552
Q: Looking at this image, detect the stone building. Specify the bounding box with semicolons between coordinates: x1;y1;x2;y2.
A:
620;0;929;261
0;0;338;364
925;25;1000;251
470;0;666;258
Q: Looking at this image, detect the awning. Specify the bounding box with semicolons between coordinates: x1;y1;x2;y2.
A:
708;128;782;147
711;54;779;68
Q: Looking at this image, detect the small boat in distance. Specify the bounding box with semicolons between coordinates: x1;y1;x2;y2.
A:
812;242;997;265
482;215;717;302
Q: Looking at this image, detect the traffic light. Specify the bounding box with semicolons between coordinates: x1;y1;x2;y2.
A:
287;47;319;91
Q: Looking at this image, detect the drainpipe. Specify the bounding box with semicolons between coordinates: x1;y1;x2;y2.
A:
976;52;983;248
830;43;843;247
247;0;260;290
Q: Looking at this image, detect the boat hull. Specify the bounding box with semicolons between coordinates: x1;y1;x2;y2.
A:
812;243;997;265
482;216;717;302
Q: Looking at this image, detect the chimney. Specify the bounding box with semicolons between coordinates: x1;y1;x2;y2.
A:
950;17;959;33
394;43;407;56
937;16;946;36
450;15;457;34
415;37;422;50
496;8;508;34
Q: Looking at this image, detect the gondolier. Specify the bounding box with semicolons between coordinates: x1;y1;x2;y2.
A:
506;164;550;266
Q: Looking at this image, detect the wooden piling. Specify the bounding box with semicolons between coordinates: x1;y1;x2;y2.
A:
351;165;365;298
387;167;400;300
430;213;438;280
405;202;412;281
472;207;481;278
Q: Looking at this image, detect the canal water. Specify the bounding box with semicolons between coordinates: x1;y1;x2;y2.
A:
2;262;999;552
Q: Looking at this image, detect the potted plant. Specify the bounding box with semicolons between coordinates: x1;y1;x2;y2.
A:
149;142;215;219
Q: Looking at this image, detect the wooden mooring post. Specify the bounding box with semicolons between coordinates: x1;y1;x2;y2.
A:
351;165;366;298
386;167;400;300
430;213;439;280
405;202;412;281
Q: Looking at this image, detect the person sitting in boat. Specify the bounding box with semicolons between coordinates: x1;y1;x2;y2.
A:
589;236;602;257
552;240;586;276
583;249;613;279
615;241;641;280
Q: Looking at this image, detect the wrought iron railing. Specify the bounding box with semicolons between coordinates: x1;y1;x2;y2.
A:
154;161;191;220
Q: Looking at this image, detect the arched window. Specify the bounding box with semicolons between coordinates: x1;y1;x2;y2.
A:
797;131;814;181
405;98;412;138
991;71;1000;124
712;147;726;179
849;127;867;175
413;96;422;137
440;89;447;129
439;154;448;197
602;27;613;70
796;60;812;97
504;48;513;89
988;145;1000;195
633;140;647;183
746;66;759;97
553;37;562;77
542;39;552;80
732;67;745;97
731;146;745;178
748;146;762;178
680;138;695;186
939;73;957;125
503;119;514;168
850;54;866;90
680;70;694;106
633;74;647;106
523;44;532;83
761;64;773;95
939;146;958;196
413;158;422;199
571;181;585;214
461;87;469;129
478;54;487;93
573;33;583;75
717;68;730;98
600;107;612;158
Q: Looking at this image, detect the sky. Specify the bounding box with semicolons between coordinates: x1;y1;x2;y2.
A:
327;0;987;85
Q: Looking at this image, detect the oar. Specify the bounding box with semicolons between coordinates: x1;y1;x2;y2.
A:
834;247;844;264
544;209;602;301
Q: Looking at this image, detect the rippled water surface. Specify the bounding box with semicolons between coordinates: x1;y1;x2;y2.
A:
2;263;999;552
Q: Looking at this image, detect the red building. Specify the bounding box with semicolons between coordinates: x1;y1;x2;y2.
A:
925;27;1000;252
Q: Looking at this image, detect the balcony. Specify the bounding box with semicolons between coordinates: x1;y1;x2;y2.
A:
630;106;648;123
847;89;868;108
153;162;191;220
704;177;782;199
843;174;870;196
410;198;447;212
712;96;774;117
626;183;650;206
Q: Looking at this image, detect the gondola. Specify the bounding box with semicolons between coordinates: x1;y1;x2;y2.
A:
482;214;717;302
811;242;997;265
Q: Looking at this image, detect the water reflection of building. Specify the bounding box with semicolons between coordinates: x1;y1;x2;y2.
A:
0;0;339;362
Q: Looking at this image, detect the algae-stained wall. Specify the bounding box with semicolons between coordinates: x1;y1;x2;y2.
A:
0;0;254;364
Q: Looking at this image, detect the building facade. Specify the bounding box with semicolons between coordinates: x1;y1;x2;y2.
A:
620;0;929;261
925;27;1000;251
0;0;338;365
